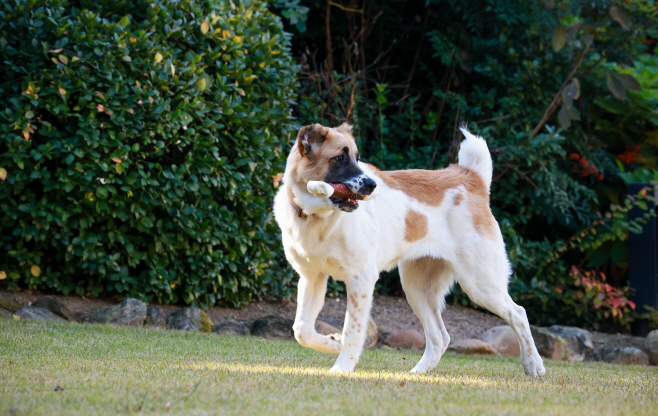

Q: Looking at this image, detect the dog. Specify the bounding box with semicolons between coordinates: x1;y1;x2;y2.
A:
273;123;546;376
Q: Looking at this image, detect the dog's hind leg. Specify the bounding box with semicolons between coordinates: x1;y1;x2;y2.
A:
453;249;546;377
292;271;342;354
399;257;454;374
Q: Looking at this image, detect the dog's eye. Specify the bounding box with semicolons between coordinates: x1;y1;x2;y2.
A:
334;155;345;161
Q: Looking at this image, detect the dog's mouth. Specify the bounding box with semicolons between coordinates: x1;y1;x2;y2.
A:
328;184;365;212
329;196;360;211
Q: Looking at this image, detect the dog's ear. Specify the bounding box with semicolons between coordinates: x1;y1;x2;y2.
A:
297;124;328;160
335;123;353;136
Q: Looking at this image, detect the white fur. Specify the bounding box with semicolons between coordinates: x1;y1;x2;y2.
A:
273;131;546;377
458;126;493;190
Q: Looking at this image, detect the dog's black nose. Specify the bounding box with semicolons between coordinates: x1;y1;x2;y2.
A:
364;178;377;193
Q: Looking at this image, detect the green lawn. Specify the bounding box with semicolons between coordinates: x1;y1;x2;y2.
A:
1;318;656;416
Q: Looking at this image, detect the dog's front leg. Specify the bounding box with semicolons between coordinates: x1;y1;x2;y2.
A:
329;270;377;373
292;271;342;354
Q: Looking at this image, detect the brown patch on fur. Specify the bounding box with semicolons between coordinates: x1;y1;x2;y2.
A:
349;293;359;308
287;124;359;197
404;209;428;242
376;164;482;206
374;164;498;240
403;256;449;278
469;191;498;240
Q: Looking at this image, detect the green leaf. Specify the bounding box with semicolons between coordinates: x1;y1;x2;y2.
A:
607;76;626;100
609;6;631;31
566;106;580;121
197;78;207;92
551;26;567;52
120;15;131;27
558;106;571;130
96;187;108;199
562;78;580;107
140;217;154;228
616;74;642;92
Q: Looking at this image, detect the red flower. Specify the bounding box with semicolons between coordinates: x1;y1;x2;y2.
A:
570;153;604;180
617;145;640;164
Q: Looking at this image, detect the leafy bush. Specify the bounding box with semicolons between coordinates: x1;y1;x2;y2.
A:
0;0;297;306
561;266;636;328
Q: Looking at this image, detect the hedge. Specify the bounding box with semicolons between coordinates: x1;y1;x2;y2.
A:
0;0;297;306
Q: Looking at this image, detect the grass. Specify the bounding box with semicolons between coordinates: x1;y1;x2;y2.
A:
1;318;657;416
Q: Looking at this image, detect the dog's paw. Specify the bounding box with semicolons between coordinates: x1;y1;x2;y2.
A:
408;366;430;374
522;356;546;377
328;365;352;374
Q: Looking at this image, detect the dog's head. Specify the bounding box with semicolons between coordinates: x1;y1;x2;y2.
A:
286;123;376;212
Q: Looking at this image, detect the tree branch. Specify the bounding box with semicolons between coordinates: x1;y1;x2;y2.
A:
531;46;589;138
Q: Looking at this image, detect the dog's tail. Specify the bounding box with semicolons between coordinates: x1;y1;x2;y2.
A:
457;126;493;190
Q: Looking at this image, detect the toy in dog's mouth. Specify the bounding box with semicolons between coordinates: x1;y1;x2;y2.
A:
307;181;378;211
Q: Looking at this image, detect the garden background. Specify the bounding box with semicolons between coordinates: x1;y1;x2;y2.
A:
1;0;657;331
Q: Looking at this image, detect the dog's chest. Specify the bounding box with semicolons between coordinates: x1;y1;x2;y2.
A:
284;221;360;278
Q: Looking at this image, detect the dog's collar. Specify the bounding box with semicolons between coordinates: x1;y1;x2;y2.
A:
287;186;308;218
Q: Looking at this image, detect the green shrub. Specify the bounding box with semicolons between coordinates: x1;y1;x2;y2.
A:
0;0;297;306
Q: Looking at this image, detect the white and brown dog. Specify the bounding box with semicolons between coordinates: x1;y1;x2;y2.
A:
273;123;546;376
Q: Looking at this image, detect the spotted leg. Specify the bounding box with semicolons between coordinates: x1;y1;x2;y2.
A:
329;269;377;373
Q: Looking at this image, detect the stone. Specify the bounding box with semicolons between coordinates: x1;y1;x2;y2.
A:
166;307;211;332
384;329;425;350
593;347;649;366
250;315;295;340
15;307;64;321
547;325;594;362
315;320;341;336
33;296;73;321
213;320;249;336
144;306;167;327
478;325;520;357
531;326;564;360
364;316;378;349
0;295;21;312
448;338;499;355
645;329;658;365
92;298;147;326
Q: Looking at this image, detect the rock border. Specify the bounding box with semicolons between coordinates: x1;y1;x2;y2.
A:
3;294;656;367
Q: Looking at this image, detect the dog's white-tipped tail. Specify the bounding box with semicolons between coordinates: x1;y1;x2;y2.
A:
457;126;493;190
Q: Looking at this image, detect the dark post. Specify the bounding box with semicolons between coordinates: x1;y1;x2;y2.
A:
628;183;658;336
